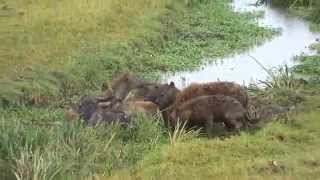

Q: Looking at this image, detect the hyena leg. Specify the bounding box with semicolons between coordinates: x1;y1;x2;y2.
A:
87;110;105;127
205;115;214;138
224;120;242;131
224;122;234;132
225;119;242;133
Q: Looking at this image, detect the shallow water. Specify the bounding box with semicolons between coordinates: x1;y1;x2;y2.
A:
164;0;320;89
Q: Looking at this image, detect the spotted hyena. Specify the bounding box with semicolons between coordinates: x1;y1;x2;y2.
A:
169;95;246;137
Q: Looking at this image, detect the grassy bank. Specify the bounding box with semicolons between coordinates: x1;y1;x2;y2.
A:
108;47;320;179
271;0;320;25
0;0;277;179
108;11;320;177
110;104;320;179
0;109;168;179
0;0;274;106
293;42;320;77
1;0;320;179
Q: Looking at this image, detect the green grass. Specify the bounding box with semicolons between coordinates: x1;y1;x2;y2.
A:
292;43;320;76
0;0;286;179
0;0;274;106
0;109;167;179
2;80;320;179
271;0;320;24
293;55;320;75
104;25;320;180
109;96;320;180
0;0;175;76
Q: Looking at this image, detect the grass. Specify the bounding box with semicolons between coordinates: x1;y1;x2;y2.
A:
292;42;320;76
109;95;320;180
0;0;174;76
291;42;320;86
293;55;320;75
2;70;319;179
168;120;200;146
109;44;320;179
0;109;167;179
271;0;320;23
109;17;320;179
0;0;274;106
0;0;291;179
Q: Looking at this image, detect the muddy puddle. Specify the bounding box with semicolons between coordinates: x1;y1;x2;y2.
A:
164;0;320;89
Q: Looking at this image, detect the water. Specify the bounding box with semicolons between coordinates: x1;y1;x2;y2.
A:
164;0;320;89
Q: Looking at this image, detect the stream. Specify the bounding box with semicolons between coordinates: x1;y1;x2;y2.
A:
164;0;320;89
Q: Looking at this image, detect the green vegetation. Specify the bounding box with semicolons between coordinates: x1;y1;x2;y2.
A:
108;70;320;180
0;110;167;179
271;0;320;24
0;0;277;179
0;0;274;106
110;108;320;179
293;54;320;75
293;43;320;76
0;0;175;76
104;38;320;178
5;0;320;179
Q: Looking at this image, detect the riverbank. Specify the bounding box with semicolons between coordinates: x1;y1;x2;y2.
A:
165;0;320;88
110;94;320;179
0;0;274;179
108;2;320;179
271;0;320;30
279;0;320;80
0;0;273;106
108;42;320;179
108;59;320;180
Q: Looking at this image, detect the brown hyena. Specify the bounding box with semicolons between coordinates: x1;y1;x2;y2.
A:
101;72;149;100
169;95;246;137
127;83;162;101
144;82;181;110
173;82;248;108
124;100;159;116
144;82;181;128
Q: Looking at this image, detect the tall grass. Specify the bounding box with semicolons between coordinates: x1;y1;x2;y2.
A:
271;0;320;23
168;120;200;146
270;0;315;7
0;0;276;178
247;63;307;108
248;55;300;90
107;93;320;179
309;0;320;23
0;108;166;179
260;65;299;90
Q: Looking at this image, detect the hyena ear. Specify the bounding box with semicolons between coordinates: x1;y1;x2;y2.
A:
169;81;175;87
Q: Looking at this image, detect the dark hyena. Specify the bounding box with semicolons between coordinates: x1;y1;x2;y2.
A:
173;82;248;108
144;82;181;110
87;108;131;127
169;95;246;137
144;82;181;128
65;95;122;123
